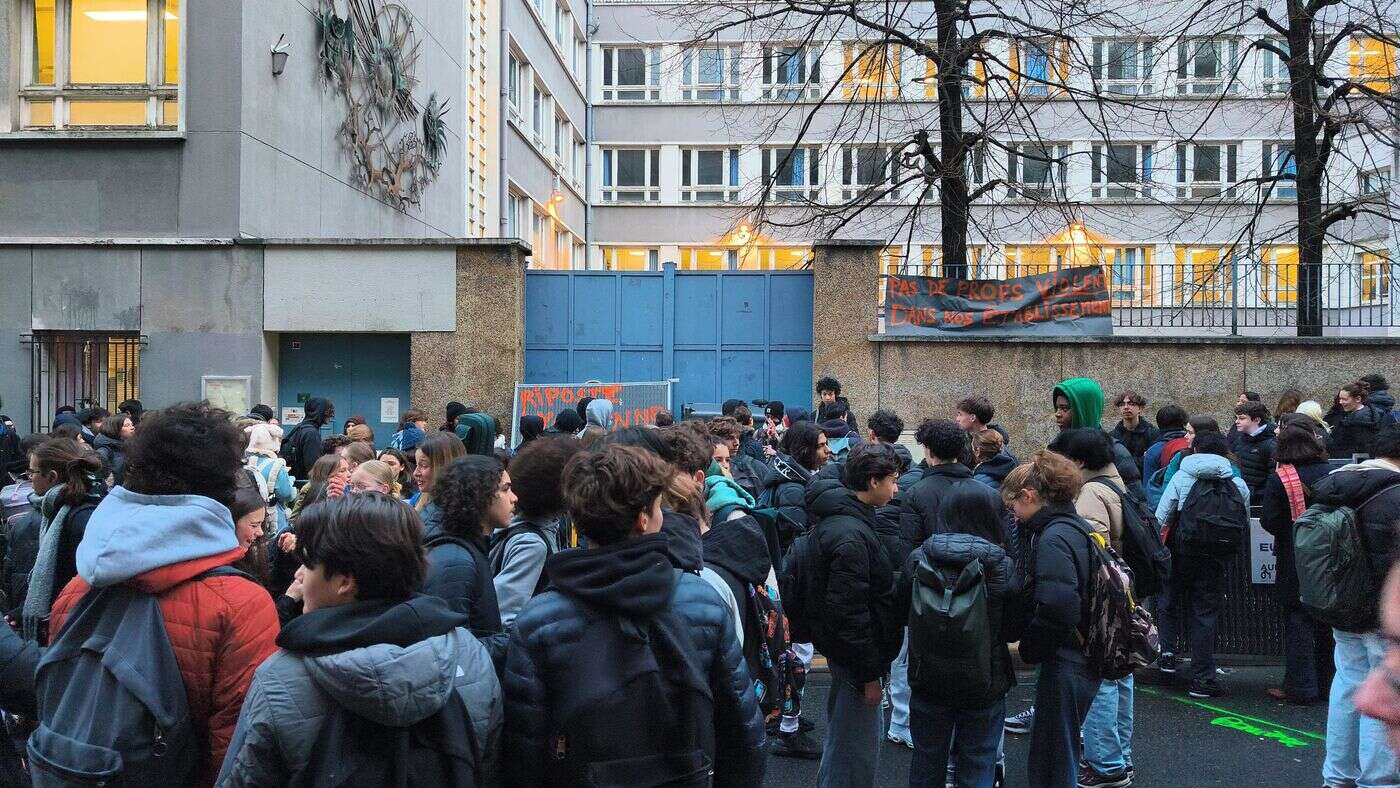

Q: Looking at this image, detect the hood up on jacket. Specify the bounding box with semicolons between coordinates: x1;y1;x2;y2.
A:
52;412;82;430
76;485;241;589
1311;459;1400;506
92;433;124;454
455;412;498;456
701;514;771;585
891;443;913;473
303;397;331;427
1053;378;1105;429
785;407;811;425
276;594;475;727
585;398;614;430
804;475;876;523
820;419;852;440
545;532;678;617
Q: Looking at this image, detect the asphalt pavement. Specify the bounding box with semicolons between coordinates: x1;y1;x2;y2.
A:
765;664;1328;787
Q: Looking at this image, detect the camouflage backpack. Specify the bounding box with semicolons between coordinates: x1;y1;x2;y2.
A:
1064;519;1160;680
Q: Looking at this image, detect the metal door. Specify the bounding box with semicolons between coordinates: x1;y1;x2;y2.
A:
277;334;411;448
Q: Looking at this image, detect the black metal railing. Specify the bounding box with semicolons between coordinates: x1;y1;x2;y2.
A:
24;333;144;432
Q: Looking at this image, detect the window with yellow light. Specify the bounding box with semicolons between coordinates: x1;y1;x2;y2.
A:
1173;246;1231;304
601;247;657;271
843;43;900;99
1350;36;1397;93
1360;249;1392;302
1260;246;1298;304
19;0;180;130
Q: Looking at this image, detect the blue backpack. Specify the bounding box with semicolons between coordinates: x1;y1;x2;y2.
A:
28;566;253;786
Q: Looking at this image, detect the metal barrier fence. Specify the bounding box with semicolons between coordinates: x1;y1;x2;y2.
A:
878;258;1398;334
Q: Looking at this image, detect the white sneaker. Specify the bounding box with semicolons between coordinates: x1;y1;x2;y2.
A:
886;730;913;749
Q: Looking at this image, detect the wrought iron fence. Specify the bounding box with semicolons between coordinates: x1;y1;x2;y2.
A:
878;257;1398;334
24;333;144;432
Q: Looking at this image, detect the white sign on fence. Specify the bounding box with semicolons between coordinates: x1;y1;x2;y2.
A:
1250;517;1276;585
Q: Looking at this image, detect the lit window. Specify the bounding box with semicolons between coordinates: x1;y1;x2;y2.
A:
1091;143;1154;199
1105;247;1154;303
679;248;734;270
841;145;900;201
1176;38;1238;95
1093;39;1153;94
1173;246;1232;303
601;148;661;202
682;46;740;101
602;247;658;271
843;43;900;99
1175;142;1238;198
18;0;182;130
919;45;938;99
681;148;740;202
602;46;660;101
1361;166;1391;197
1360;249;1392;303
1014;39;1069;97
1259;246;1298;304
1350;37;1397;93
1008;143;1070;199
762;44;821;99
737;246;813;270
506;193;523;237
1262;142;1296;198
1004;245;1065;277
763;146;822;201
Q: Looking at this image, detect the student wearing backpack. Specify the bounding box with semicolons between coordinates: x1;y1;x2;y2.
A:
1307;427;1400;788
1001;450;1101;788
280;397;334;481
503;445;766;787
758;420;830;547
489;435;579;628
44;403;279;786
1142;406;1189;487
1048;429;1136;787
1153;431;1250;697
422;454;513;668
798;443;903;787
895;483;1013;788
217;494;503;786
18;437;105;643
1259;415;1335;705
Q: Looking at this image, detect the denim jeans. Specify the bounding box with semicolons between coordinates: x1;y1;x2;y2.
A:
1324;630;1400;788
1027;650;1100;788
817;663;883;788
908;692;1005;788
1158;553;1225;681
888;630;911;740
1284;608;1335;701
1081;675;1134;775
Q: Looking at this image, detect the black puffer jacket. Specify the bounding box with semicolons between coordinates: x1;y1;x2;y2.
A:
804;477;901;683
760;455;814;547
92;434;128;487
703;513;776;690
895;533;1016;706
1259;461;1332;611
898;459;929;495
899;463;1000;551
1235;423;1278;501
1309;463;1400;631
1011;505;1095;666
503;534;766;788
1111;420;1160;469
1329;406;1386;459
730;453;772;502
421;506;507;668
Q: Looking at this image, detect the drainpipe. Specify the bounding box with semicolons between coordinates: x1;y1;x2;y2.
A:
583;1;593;269
499;25;511;239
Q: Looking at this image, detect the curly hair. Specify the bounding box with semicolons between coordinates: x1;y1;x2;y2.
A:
123;402;244;508
563;445;672;545
866;409;905;443
510;435;582;519
432;454;505;539
663;422;717;475
706;416;743;442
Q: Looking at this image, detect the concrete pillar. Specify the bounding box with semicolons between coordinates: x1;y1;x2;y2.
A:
411;240;530;429
811;240;884;417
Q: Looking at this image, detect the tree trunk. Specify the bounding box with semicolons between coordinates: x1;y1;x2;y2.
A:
936;0;970;278
1287;1;1324;336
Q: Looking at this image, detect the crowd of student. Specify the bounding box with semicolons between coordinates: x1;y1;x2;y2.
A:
0;372;1398;787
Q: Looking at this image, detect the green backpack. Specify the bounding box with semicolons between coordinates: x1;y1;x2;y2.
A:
1292;486;1395;630
907;555;994;707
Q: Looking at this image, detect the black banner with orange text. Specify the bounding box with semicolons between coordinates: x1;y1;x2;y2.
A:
884;265;1113;336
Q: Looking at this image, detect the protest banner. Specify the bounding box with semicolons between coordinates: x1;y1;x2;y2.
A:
510;380;674;445
885;265;1113;337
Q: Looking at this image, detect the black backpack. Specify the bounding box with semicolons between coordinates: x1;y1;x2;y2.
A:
28;565;253;787
907;555;995;706
278;422;318;477
778;531;825;644
489;522;556;597
1088;478;1172;597
1175;477;1248;557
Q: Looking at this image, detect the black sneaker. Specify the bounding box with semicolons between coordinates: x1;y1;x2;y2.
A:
1156;653;1178;674
772;730;822;760
1188;678;1224;698
1004;706;1035;735
1078;765;1132;787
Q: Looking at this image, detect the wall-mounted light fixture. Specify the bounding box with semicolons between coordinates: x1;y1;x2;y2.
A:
271;35;291;76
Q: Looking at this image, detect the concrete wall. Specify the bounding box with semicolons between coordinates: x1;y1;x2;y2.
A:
0;249;32;432
812;243;1400;459
263;245;457;332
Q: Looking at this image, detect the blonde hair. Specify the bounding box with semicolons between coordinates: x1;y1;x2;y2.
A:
1297;400;1331;433
354;460;401;497
662;471;708;528
1001;450;1083;507
244;421;285;457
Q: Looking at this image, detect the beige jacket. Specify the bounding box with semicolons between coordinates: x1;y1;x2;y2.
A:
1076;464;1126;552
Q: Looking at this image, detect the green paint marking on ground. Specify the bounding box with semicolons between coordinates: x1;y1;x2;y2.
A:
1137;686;1325;742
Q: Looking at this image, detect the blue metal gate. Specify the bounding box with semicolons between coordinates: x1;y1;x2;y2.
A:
525;265;813;412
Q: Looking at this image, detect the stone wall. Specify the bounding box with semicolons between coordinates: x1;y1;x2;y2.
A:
813;244;1400;459
411;241;529;428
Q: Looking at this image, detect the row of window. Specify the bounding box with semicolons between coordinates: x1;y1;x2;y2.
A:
596;36;1398;104
507;53;586;190
525;0;588;86
596;142;1393;204
507;191;586;270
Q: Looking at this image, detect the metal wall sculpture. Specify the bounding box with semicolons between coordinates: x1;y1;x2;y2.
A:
316;0;449;210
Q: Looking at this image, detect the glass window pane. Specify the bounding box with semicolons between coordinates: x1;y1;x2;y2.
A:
856;148;883;184
618;49;645;85
161;98;179;126
32;0;57;84
164;0;180;85
1107;41;1136;80
617;150;645;185
24;99;56;128
70;0;149;84
1194;146;1220;181
697;150;723;184
1193;41;1220;78
68;99;148;125
1106;145;1135;182
698;48;723;83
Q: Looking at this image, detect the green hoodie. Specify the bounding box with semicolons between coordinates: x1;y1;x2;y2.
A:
1053;377;1105;429
705;472;757;514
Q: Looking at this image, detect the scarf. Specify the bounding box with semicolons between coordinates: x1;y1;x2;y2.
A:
24;485;72;642
1276;464;1307;522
